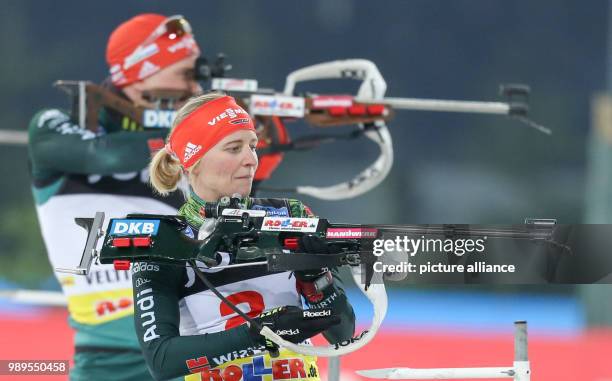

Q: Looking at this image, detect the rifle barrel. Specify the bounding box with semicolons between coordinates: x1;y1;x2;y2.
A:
0;130;28;145
369;224;553;240
356;97;511;115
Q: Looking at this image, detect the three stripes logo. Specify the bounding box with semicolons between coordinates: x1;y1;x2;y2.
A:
184;142;202;162
138;60;160;80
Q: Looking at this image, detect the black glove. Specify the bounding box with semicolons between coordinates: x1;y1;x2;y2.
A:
249;305;340;345
298;233;331;253
295;235;336;302
295;234;333;280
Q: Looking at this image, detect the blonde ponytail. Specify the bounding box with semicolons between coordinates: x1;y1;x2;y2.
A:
149;148;183;196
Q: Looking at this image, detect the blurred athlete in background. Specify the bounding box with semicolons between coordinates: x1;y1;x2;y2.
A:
28;13;201;380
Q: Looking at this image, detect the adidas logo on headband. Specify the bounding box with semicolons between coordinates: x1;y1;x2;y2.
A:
184;142;202;162
138;61;161;80
169;96;255;168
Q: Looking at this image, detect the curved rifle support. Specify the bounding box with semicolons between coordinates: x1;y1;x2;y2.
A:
296;122;393;200
261;266;387;357
284;59;394;200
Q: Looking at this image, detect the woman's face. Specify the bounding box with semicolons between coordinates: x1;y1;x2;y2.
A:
126;54;202;109
190;129;258;201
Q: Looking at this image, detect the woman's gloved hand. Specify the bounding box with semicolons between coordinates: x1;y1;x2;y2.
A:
249;305;340;345
294;234;336;303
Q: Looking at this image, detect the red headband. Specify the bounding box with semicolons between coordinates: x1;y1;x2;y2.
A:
167;96;256;168
106;14;200;87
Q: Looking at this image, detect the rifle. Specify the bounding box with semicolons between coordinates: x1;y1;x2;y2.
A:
53;57;550;200
56;197;560;358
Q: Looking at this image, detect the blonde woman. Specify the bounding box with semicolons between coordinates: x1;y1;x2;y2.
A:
133;93;355;381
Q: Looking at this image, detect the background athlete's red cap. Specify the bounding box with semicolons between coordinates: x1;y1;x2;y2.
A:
106;13;200;87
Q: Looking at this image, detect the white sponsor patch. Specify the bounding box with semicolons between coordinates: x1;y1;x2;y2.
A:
143;110;176;128
135;278;151;288
211;78;258;92
249;95;305;118
311;95;353;108
326;228;378;239
303;309;331;318
110;220;160;236
275;329;300;336
124;43;159;69
135;288;159;342
261;217;319;232
221;209;267;218
132;262;160;274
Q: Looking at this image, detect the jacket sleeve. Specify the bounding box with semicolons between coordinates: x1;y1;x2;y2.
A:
288;199;357;344
305;268;356;344
132;262;260;381
28;109;168;175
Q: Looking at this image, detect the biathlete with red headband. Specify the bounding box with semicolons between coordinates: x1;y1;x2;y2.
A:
131;93;355;381
28;14;203;381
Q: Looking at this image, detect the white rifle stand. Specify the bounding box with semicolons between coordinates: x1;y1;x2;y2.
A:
328;356;341;381
356;321;530;380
